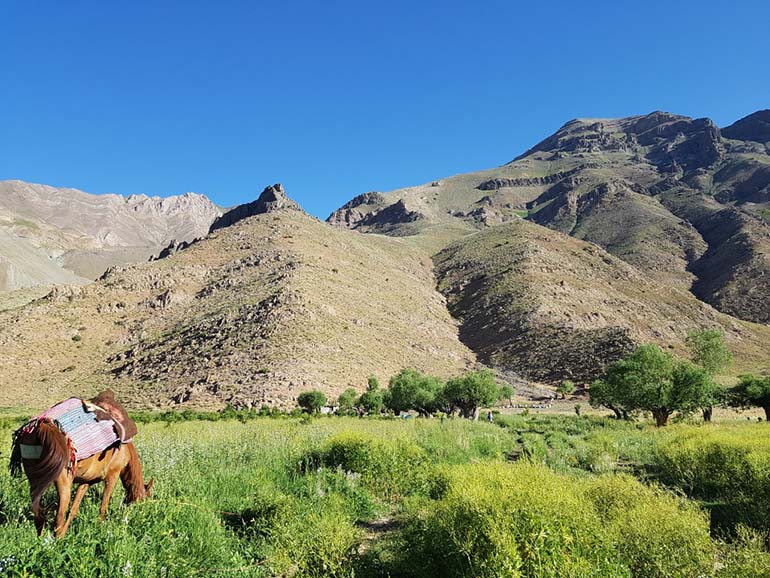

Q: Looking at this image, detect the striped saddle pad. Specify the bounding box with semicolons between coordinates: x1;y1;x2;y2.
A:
20;398;120;466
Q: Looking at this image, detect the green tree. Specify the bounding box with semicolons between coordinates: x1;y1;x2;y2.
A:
591;344;718;426
386;369;444;416
442;370;500;419
337;388;359;415
358;377;386;415
686;328;732;421
358;389;385;414
588;378;630;420
557;380;576;399
730;374;770;420
686;329;733;375
297;390;327;414
498;384;514;405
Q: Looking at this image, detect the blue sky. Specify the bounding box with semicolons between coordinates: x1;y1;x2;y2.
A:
1;1;768;218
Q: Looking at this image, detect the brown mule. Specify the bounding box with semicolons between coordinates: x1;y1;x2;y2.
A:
13;422;153;538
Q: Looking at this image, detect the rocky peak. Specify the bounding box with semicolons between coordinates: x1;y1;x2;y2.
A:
210;184;302;232
722;110;770;143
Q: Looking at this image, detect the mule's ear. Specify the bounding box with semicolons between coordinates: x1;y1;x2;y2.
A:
145;479;154;497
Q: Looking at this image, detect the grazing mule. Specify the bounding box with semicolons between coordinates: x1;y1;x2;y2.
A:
11;399;153;538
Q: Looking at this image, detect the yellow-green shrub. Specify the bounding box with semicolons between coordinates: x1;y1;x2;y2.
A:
266;494;360;578
653;427;770;531
398;463;715;578
585;475;714;578
399;462;626;578
299;431;431;498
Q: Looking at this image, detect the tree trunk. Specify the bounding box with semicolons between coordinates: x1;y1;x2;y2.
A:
763;405;770;422
652;409;670;427
702;406;713;422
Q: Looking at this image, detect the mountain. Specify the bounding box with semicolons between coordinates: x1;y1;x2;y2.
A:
0;185;474;410
434;219;768;384
328;110;770;324
3;109;770;410
0;180;221;293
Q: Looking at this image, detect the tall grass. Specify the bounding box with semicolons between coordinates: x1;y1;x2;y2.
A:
0;415;768;576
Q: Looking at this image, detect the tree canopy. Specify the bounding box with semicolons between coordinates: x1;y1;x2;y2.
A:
730;374;770;420
337;388;359;415
557;380;576;399
590;344;718;426
685;329;733;375
442;370;501;418
297;390;327;414
386;369;445;416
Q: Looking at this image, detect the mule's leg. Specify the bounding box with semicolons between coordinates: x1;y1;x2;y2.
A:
53;475;72;538
60;483;90;536
31;493;46;536
99;472;119;521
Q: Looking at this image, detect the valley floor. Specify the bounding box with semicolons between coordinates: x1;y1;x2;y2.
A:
0;414;769;577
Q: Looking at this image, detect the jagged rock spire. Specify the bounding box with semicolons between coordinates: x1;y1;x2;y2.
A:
210;183;302;232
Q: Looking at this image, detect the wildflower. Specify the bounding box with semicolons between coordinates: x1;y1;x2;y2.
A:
0;556;17;573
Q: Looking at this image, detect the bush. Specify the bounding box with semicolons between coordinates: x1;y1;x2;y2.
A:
396;462;714;578
398;462;624;577
266;494;360;578
585;475;714;578
653;427;770;533
299;431;430;498
717;525;770;577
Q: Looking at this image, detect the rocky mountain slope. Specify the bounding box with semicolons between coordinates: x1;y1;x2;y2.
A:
3;109;770;410
329;110;770;325
434;219;769;384
0;180;221;292
0;185;474;410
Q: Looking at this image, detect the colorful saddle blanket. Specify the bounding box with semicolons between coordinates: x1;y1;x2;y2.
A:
21;398;121;469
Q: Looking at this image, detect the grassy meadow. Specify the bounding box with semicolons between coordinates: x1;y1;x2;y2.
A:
0;413;769;577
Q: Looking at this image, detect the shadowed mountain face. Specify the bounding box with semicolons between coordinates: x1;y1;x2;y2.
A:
329;110;770;326
0;180;221;292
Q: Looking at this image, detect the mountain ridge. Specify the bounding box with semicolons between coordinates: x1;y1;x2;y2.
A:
0;180;222;294
2;108;770;409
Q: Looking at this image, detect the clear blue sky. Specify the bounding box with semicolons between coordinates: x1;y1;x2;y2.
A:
2;1;768;218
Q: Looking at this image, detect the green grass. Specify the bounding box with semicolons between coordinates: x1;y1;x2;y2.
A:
1;416;769;577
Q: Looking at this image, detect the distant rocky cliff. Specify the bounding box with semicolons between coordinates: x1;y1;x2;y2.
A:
0;180;221;292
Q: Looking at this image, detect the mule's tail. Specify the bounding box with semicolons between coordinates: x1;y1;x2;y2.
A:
14;421;70;500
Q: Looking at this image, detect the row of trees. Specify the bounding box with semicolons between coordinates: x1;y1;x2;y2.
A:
590;329;770;426
299;369;513;419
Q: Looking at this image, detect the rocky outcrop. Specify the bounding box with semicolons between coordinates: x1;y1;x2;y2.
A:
515;112;722;172
358;200;424;230
722;110;770;143
327;197;425;234
326;192;388;228
210;184;301;232
644;117;722;172
477;165;596;190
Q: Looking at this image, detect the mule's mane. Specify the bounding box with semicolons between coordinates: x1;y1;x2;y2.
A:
120;443;146;503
